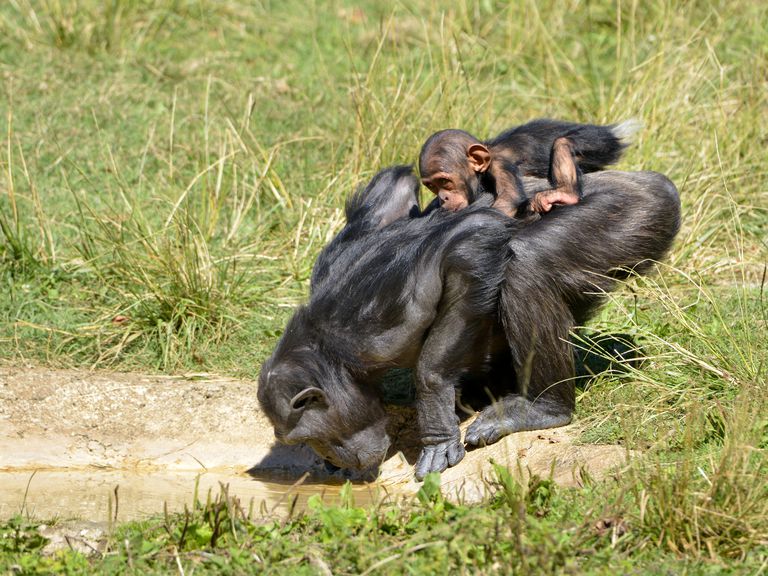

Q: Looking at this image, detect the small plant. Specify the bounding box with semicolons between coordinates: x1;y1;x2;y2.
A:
0;516;47;555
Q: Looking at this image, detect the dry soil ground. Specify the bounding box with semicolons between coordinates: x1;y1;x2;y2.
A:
0;366;631;521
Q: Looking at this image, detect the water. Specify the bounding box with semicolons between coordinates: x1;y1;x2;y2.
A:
0;469;386;522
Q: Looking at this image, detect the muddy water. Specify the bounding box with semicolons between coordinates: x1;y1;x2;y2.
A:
0;368;400;522
0;469;385;522
1;368;633;522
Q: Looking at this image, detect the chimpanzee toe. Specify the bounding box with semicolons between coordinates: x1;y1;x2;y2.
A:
465;418;503;447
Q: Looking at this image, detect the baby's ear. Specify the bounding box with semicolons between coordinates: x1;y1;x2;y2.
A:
467;144;491;173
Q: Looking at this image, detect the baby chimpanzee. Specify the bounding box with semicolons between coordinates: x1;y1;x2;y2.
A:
419;119;638;217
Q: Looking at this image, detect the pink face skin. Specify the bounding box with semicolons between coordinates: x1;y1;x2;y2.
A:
420;170;470;212
420;141;491;213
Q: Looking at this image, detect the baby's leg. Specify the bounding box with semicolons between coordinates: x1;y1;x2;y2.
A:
529;137;583;213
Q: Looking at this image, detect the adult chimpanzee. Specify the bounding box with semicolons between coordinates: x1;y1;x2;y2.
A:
419;118;638;217
258;166;680;480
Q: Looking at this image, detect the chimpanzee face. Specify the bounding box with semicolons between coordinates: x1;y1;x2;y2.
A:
300;418;390;470
421;158;469;212
257;351;391;471
419;140;490;213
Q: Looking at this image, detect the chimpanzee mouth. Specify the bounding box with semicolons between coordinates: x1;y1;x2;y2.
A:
319;441;389;472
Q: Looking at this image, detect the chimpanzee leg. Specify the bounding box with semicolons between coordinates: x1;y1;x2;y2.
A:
528;137;584;213
488;119;638;176
466;171;680;446
464;267;576;446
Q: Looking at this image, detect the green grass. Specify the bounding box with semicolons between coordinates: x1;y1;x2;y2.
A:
5;471;766;575
1;0;767;573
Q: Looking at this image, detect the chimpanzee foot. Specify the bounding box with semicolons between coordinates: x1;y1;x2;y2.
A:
464;395;572;447
414;437;466;481
464;413;507;446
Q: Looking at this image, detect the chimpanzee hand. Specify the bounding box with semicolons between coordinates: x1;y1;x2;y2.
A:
414;437;466;481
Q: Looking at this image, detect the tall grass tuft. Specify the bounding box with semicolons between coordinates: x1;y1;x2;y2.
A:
630;395;768;559
62;96;297;368
1;111;54;274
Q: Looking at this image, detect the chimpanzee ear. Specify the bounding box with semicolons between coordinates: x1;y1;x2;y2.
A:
289;387;328;411
467;144;491;173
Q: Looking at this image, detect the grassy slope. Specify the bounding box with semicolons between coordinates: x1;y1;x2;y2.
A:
1;0;766;572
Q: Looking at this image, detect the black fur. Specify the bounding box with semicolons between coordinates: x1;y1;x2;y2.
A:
487;118;631;176
260;166;515;475
259;164;680;480
464;171;680;446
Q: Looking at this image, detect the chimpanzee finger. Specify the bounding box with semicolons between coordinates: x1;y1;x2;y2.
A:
414;445;449;481
415;437;468;480
447;441;466;467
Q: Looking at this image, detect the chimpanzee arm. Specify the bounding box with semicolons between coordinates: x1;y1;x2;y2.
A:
413;212;510;479
527;136;584;214
466;171;680;446
345;165;421;229
412;293;474;480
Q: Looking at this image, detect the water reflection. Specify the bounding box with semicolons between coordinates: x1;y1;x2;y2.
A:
0;469;386;522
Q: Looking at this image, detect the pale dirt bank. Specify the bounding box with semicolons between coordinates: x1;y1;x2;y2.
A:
0;366;631;521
